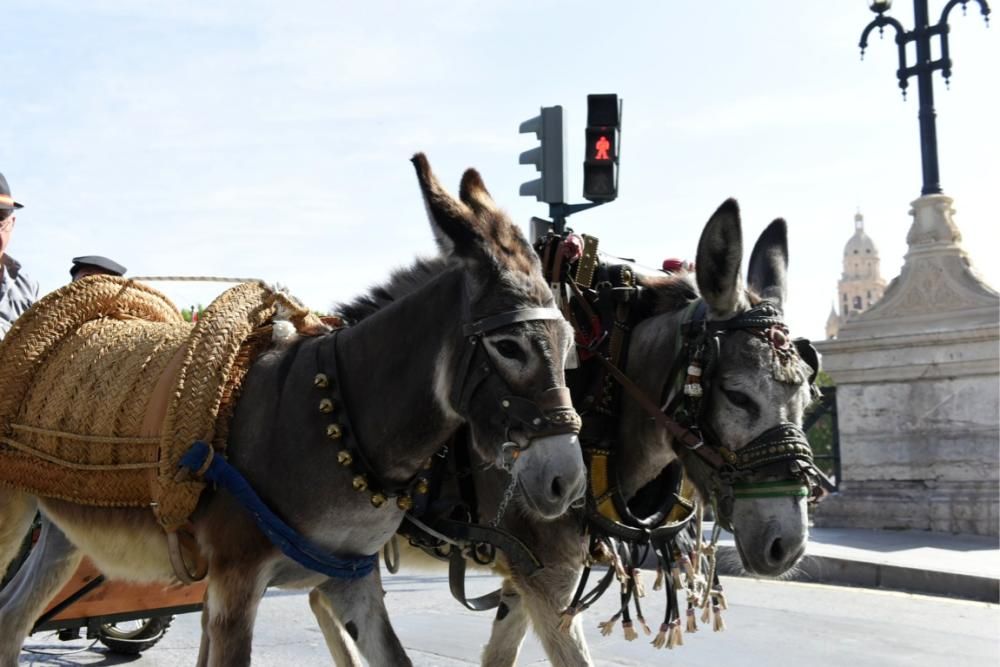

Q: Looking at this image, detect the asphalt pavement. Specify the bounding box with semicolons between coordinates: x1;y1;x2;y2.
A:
16;525;1000;665
19;574;998;666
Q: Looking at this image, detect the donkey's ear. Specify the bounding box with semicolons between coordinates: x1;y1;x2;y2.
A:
458;168;497;216
747;218;789;310
696;198;745;316
411;153;482;258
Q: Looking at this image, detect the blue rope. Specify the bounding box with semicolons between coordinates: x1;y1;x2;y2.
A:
179;441;377;580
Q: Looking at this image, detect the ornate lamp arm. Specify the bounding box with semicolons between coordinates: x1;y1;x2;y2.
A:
939;0;991;26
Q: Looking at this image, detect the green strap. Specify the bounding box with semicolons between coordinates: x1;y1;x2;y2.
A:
732;480;809;498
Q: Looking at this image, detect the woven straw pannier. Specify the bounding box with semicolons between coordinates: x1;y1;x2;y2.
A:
0;276;287;531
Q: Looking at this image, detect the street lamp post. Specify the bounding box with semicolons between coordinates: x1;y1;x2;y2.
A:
859;0;991;196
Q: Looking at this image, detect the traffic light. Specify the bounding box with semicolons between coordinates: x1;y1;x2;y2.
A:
583;94;620;202
519;106;566;204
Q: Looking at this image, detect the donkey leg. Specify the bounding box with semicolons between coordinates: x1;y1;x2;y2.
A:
195;587;211;667
308;586;363;667
203;564;269;667
481;578;530;667
314;569;412;667
515;565;593;667
0;517;83;667
0;489;36;580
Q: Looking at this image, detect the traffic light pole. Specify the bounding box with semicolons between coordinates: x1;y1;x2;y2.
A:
548;201;606;235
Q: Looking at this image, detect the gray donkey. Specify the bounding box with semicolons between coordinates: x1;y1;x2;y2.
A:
0;154;587;667
312;199;822;665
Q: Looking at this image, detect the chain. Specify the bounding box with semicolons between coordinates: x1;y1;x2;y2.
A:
491;472;518;528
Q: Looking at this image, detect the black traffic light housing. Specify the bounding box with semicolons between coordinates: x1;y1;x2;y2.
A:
583;94;620;203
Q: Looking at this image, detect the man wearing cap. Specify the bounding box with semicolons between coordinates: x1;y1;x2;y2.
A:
70;256;127;281
0;172;38;339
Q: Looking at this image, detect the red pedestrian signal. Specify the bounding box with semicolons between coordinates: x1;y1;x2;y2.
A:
583;94;620;202
594;135;611;161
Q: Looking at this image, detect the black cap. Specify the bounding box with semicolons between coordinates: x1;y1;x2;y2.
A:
0;173;23;211
70;255;127;278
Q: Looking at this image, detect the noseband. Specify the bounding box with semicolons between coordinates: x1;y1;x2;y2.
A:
450;304;582;445
664;300;832;526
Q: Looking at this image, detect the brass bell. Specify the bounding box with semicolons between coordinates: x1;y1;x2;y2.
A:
337;450;353;466
396;495;413;511
370;493;387;508
415;479;430;495
319;398;335;414
313;373;330;389
352;475;368;491
326;424;343;440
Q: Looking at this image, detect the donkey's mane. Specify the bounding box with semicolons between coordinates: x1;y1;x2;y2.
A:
639;270;766;316
335;256;449;323
638;271;699;315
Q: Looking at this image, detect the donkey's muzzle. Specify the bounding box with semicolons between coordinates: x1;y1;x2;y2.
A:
516;432;587;520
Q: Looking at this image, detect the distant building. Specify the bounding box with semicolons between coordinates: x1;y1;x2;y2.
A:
825;212;887;339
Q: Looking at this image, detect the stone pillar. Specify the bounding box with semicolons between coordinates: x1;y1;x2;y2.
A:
814;194;999;536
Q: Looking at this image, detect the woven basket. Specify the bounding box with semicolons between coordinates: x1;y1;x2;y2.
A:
0;276;290;531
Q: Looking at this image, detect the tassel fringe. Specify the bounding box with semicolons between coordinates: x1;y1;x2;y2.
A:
667;619;684;648
653;566;664;591
623;620;638;641
631;569;646;598
713;605;726;632
558;606;579;633
700;600;712;624
598;612;621;637
651;623;669;649
686;606;698;633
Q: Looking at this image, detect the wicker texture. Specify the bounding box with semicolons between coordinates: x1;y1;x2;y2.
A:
0;276;290;530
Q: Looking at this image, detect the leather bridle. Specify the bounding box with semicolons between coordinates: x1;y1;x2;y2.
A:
654;299;833;529
449;293;582;446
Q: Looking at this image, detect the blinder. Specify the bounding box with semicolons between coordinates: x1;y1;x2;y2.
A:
450;303;582;448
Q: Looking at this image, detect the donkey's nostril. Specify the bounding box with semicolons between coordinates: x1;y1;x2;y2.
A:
551;476;564;499
769;537;785;563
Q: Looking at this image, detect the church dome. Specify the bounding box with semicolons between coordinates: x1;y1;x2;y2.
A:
844;212;878;257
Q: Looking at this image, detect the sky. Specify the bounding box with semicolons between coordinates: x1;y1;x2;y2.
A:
2;1;997;341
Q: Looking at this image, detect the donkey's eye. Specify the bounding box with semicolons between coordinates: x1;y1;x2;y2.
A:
723;389;753;409
493;339;527;363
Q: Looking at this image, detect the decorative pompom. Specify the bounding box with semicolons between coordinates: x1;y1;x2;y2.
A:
561;234;584;262
271;319;298;345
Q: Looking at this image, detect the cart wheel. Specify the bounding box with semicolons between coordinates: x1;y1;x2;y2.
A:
97;616;173;655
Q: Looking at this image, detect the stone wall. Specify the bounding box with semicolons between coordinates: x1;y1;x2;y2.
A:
814;195;999;536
